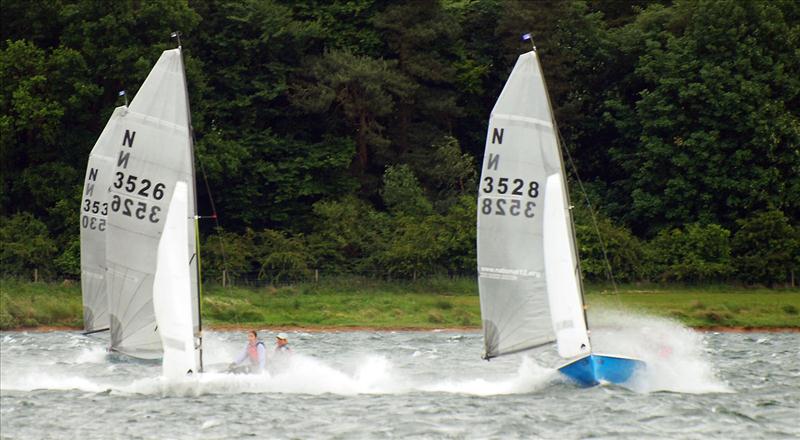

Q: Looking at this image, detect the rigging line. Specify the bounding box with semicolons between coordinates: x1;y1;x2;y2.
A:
194;138;229;288
556;132;619;294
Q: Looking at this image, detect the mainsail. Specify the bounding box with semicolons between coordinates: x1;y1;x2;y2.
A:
80;106;127;333
477;50;590;360
105;48;200;359
153;181;201;377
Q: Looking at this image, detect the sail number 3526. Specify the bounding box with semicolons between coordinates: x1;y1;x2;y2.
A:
481;176;539;218
111;171;166;223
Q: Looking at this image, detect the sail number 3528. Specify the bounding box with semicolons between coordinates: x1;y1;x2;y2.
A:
481;176;539;218
111;171;166;223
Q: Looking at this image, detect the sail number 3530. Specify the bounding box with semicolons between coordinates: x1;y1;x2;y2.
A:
481;176;539;218
111;171;166;223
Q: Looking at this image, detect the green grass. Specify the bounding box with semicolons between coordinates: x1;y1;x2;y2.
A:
585;283;800;328
1;278;798;330
202;281;480;328
0;279;83;329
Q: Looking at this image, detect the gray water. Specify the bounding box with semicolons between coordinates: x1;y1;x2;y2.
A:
1;312;798;439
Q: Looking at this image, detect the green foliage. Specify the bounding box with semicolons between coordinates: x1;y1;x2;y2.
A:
1;0;797;285
0;40;101;220
254;229;312;284
379;213;445;279
292;49;415;176
574;208;647;282
54;235;80;278
607;0;800;234
413;136;477;211
732;210;799;286
202;228;256;285
0;213;56;277
307;196;390;274
381;164;432;216
647;223;733;282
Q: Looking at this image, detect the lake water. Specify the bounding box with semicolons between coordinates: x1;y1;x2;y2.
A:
1;312;798;439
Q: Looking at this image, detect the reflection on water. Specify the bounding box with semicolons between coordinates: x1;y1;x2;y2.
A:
1;312;798;439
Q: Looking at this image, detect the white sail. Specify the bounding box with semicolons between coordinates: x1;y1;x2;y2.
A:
105;49;199;358
477;51;588;359
153;181;200;377
80;106;126;333
543;175;590;358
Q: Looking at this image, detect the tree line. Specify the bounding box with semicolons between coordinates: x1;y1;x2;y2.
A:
1;0;798;286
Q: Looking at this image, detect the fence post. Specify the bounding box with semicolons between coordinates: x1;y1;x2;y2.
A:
315;269;319;283
222;269;227;288
34;268;38;283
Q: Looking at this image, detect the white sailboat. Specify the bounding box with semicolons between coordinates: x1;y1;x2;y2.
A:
95;43;203;375
80;107;127;334
476;45;644;387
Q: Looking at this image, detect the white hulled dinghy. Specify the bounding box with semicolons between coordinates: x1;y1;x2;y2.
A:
476;46;644;387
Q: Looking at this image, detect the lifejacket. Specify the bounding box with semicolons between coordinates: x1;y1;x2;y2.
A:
248;341;265;364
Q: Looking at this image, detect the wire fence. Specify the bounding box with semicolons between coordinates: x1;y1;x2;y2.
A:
2;268;479;289
204;268;479;288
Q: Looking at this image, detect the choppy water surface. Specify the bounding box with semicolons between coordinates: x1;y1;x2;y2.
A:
1;312;798;439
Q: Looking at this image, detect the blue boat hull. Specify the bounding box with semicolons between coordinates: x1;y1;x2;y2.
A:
558;354;645;387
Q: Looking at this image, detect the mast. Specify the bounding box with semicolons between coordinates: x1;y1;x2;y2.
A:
172;30;204;372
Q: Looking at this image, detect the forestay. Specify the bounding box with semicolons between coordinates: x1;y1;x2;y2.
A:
105;49;199;359
153;181;200;377
477;51;589;360
80;107;126;333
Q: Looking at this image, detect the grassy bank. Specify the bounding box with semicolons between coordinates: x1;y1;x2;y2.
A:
587;284;800;328
0;279;83;329
1;278;798;330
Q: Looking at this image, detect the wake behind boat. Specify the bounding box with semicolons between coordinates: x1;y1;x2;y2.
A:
476;43;645;387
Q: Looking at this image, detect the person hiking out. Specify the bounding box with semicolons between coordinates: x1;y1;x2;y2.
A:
275;333;291;354
230;330;266;372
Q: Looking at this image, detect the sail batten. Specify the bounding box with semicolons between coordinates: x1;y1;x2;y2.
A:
477;51;589;360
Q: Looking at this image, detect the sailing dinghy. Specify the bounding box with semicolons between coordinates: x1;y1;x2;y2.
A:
80;107;128;334
81;43;204;376
476;47;644;387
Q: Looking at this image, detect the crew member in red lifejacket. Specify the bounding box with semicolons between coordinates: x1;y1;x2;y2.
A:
231;330;266;372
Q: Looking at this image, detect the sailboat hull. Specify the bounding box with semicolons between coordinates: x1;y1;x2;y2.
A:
558;354;644;387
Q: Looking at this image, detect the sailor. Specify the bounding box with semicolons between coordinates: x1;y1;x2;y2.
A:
230;330;266;372
274;333;291;354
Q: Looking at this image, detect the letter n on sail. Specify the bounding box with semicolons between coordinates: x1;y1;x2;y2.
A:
487;153;500;170
117;150;130;169
123;129;136;148
492;127;504;144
